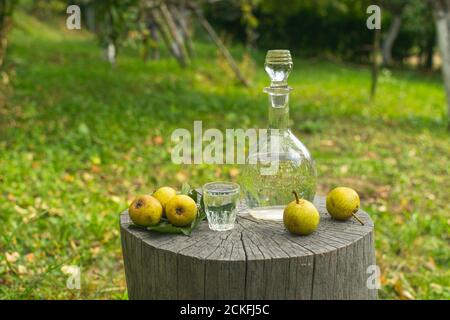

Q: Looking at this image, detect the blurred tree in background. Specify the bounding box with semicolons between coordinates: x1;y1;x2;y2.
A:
401;0;435;69
0;0;17;109
207;0;437;68
0;0;16;70
1;0;449;123
9;0;439;71
90;0;139;65
380;0;407;66
430;0;450;128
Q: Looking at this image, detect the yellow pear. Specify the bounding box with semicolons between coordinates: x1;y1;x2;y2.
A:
165;195;197;227
283;191;320;236
326;187;364;225
153;186;177;216
128;195;162;227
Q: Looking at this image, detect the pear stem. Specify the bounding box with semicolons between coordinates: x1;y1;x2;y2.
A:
352;213;365;226
292;191;300;204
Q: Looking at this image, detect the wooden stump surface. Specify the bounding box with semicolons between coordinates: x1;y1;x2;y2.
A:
120;196;377;300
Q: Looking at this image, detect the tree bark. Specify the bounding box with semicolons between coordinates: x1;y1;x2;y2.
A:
159;3;190;66
371;28;381;99
382;14;402;66
85;4;96;31
0;1;14;70
0;18;11;70
190;3;249;86
150;8;186;67
105;42;116;66
423;35;435;70
149;19;160;60
171;4;195;58
431;0;450;128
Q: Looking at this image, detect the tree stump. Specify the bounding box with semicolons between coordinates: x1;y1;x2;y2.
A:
120;196;377;300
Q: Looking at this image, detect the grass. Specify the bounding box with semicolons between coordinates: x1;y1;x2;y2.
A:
0;13;449;299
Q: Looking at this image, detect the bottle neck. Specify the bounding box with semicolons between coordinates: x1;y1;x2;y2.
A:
267;91;290;132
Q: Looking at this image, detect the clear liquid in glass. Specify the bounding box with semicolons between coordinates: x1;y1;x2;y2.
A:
240;49;317;221
241;153;316;220
203;182;240;231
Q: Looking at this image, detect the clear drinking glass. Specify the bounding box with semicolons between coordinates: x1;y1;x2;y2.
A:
202;182;240;231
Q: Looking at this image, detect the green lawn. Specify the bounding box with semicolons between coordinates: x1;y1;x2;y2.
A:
0;14;449;299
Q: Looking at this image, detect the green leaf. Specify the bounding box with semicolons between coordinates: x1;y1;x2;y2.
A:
188;189;205;214
190;207;207;231
188;188;199;202
181;183;191;195
147;220;188;235
146;188;207;236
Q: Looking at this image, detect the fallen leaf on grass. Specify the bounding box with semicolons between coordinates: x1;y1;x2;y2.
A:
17;265;27;275
5;252;20;263
82;172;94;182
61;265;78;275
153;135;164;145
110;195;121;204
31;161;40;169
144;136;153;146
63;174;74;182
430;283;443;294
366;151;378;159
394;215;404;225
176;171;188;183
400;198;413;212
340;165;348;174
425;193;436;201
379;272;389;286
424;257;436;271
13;205;28;215
70;240;78;251
25;253;35;263
48;208;64;216
393;275;415;300
91;164;102;174
320;139;335;147
90;246;101;257
375;185;391;199
229;167;239;178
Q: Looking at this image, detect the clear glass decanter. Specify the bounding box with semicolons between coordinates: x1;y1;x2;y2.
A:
240;50;316;220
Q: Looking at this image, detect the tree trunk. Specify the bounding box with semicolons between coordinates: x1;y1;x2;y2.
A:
141;31;150;62
0;18;11;70
423;35;435;70
171;4;195;58
105;42;116;66
190;3;249;87
382;14;402;66
0;1;14;70
120;196;377;300
432;0;450;128
159;3;190;66
371;28;381;99
84;4;96;31
149;19;160;60
150;8;186;67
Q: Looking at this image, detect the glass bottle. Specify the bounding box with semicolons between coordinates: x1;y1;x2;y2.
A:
240;50;316;220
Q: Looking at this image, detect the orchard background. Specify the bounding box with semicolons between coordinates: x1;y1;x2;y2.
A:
0;0;449;299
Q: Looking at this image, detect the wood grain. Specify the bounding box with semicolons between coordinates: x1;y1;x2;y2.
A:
120;196;377;299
